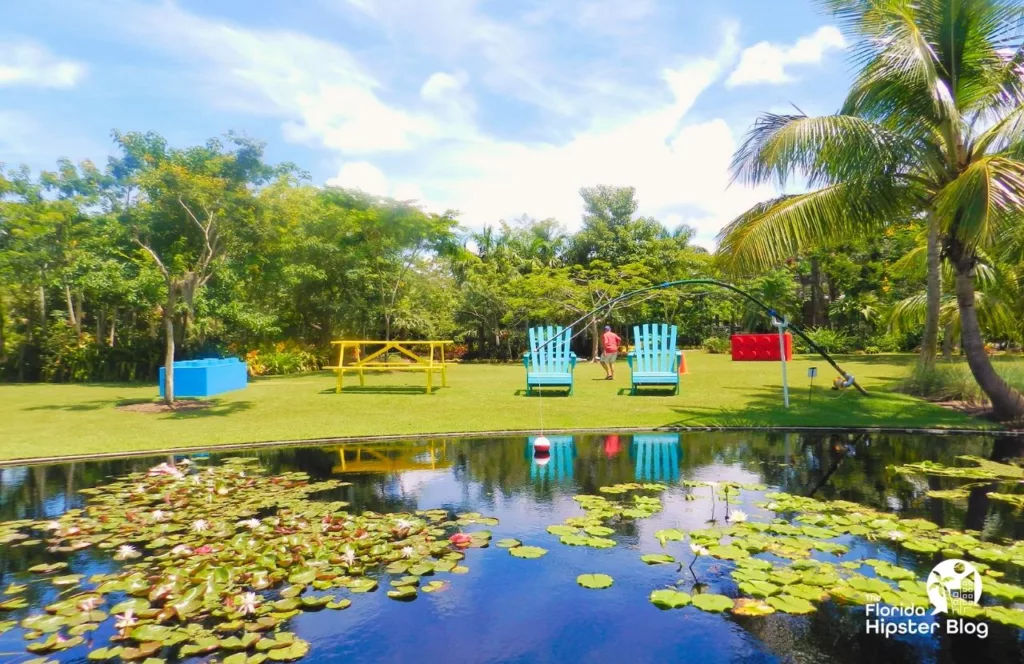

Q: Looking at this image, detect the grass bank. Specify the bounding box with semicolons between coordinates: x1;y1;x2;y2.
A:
0;353;1003;462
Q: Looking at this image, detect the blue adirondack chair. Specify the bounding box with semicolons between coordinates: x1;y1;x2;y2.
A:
631;433;681;482
522;326;577;395
527;436;575;484
626;323;682;394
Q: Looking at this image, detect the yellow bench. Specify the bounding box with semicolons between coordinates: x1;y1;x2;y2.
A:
325;340;451;393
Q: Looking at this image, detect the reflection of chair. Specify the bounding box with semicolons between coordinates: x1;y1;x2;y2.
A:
527;436;575;484
630;434;681;482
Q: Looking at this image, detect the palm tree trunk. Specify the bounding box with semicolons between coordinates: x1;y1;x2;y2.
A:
954;267;1024;420
942;321;954;360
921;213;941;365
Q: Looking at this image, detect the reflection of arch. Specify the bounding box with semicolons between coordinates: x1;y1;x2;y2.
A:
331;440;452;474
527;436;575;485
630;434;681;482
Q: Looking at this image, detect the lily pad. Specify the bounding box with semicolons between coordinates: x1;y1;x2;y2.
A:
576;574;614;589
496;539;522;548
649;589;691;609
767;594;816;614
691;594;734;613
640;554;676;565
732;598;776;616
509;546;547;559
547;525;578;536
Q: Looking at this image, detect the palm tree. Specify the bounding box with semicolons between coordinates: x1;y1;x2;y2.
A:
718;0;1024;419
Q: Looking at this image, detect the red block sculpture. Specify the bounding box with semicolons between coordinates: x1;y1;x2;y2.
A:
731;333;793;361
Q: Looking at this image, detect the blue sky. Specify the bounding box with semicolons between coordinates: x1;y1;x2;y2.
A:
1;0;852;246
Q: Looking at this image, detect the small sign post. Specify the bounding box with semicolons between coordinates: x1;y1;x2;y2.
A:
808;366;817;403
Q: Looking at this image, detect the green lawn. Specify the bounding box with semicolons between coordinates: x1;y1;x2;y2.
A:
0;353;1001;463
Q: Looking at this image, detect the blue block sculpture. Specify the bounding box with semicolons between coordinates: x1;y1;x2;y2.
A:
159;358;248;398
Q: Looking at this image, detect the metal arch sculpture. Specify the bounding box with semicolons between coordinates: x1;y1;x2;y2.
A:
536;278;867;396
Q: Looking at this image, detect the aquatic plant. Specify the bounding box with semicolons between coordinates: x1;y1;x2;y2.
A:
0;458;496;662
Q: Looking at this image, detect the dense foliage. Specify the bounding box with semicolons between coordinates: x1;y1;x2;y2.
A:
0;131;1020;385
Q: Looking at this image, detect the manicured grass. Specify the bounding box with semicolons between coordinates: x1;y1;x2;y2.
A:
0;353;1002;462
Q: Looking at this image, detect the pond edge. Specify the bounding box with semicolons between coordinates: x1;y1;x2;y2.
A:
2;425;1021;468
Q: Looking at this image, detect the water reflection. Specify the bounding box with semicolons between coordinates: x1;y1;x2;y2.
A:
631;433;681;482
527;435;575;485
1;432;1022;664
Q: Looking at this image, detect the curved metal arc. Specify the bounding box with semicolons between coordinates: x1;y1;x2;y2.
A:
538;278;868;396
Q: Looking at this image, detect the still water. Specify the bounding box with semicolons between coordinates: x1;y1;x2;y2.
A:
0;431;1022;663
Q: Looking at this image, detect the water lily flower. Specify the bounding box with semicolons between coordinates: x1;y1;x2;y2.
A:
239;592;260;615
690;543;709;556
449;532;473;548
395;518;415;531
44;521;61;531
115;610;137;633
177;457;193;466
134;484;147;494
216;486;229;496
148;462;183;479
888;530;905;541
115;544;139;560
728;509;748;523
191;476;202;486
78;597;101;611
192;519;209;533
401;546;415;559
170;544;193;556
195;545;213;555
238;518;261;530
151;510;168;522
341;548;356;566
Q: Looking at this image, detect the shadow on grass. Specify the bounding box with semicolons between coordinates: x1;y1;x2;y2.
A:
514;389;572;397
662;385;985;429
163;401;254;419
318;386;440;395
23;399;119;412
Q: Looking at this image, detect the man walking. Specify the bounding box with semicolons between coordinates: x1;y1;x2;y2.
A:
600;325;621;380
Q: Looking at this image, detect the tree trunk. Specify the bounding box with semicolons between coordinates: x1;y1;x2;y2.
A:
109;308;117;347
920;213;941;365
39;282;46;331
955;266;1024;420
97;308;106;347
163;287;177;405
942;320;954;360
590;319;599;361
65;285;79;334
810;257;823;327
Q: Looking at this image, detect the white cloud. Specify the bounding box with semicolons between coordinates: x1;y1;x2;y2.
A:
0;40;86;88
726;26;845;87
327;161;389;196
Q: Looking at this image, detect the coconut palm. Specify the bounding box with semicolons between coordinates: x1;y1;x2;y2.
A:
718;0;1024;419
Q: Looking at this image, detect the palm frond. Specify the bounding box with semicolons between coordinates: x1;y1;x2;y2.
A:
730;114;926;188
936;155;1024;251
716;179;913;273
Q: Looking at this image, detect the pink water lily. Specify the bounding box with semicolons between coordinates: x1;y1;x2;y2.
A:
78;597;101;611
115;610;137;633
449;533;473;548
148;462;183;479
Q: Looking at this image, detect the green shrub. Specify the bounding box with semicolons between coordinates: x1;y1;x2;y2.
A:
245;342;322;376
868;332;910;353
898;361;1024;404
864;346;881;355
702;336;731;354
796;327;853;354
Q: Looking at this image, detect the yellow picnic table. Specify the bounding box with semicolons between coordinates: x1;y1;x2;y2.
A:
326;340;452;393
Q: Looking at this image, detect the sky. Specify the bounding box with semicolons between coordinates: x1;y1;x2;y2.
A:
1;0;853;247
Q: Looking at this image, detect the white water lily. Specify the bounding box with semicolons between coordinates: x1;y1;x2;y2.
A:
401;546;415;559
395;518;415;531
170;544;193;556
115;544;139;560
239;592;260;615
238;518;261;530
690;543;709;556
216;486;229;496
115;610;137;632
191;519;209;533
728;509;748;523
151;510;168;522
888;530;905;541
341;548;356;566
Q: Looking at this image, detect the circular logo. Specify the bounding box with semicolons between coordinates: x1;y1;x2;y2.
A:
927;559;982;615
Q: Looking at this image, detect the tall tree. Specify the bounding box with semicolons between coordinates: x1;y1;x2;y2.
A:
717;0;1024;420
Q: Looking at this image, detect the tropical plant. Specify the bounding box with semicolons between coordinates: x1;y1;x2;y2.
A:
718;0;1024;419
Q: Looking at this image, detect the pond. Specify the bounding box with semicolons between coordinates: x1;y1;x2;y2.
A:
0;431;1022;664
